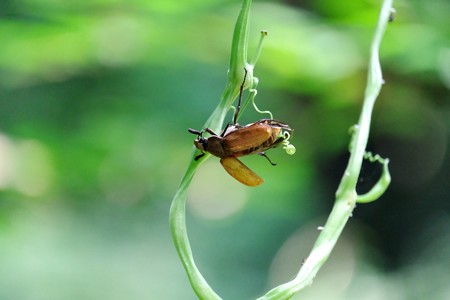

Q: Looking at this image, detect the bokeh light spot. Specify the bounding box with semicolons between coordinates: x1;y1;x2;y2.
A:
188;159;248;220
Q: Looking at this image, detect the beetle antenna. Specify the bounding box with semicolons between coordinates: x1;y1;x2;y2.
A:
233;68;248;125
188;128;203;136
259;152;277;166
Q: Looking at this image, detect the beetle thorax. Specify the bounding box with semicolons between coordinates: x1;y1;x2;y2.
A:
204;136;229;158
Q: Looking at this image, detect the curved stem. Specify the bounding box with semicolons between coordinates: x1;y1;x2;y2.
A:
169;1;253;299
259;0;393;299
169;84;237;300
357;159;391;203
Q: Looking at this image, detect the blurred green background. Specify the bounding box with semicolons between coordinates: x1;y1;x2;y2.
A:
0;0;449;299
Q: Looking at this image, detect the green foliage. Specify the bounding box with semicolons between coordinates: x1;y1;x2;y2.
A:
0;0;449;299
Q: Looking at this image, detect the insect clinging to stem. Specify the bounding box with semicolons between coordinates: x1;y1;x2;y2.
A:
188;68;295;186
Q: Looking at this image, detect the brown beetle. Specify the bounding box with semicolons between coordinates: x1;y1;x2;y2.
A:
188;119;293;186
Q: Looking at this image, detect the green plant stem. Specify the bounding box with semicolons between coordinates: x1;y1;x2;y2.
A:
169;1;253;299
258;0;393;299
169;85;238;300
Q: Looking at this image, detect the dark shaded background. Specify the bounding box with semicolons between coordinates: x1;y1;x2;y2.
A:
0;0;449;299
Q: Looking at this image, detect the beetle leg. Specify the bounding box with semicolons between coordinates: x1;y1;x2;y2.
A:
220;123;231;137
204;128;219;136
188;128;203;136
232;68;248;125
259;152;277;166
194;152;205;161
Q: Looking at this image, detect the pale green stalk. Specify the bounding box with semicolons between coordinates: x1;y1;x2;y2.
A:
258;1;393;299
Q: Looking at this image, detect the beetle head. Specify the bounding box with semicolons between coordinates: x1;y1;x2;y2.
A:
193;137;208;152
188;128;208;152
